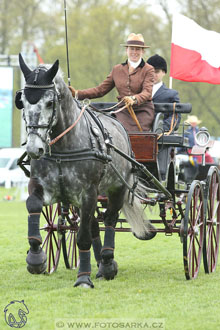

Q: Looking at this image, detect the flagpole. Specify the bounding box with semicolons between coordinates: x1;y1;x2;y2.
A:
169;76;173;89
64;0;71;86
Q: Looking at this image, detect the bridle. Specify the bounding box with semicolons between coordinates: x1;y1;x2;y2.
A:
22;83;61;144
18;66;88;148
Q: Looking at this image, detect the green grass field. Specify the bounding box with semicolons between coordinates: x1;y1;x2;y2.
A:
1;187;220;330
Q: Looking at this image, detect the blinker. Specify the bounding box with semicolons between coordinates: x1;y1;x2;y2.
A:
15;91;23;109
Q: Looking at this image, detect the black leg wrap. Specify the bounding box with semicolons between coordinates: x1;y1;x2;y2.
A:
98;227;118;280
103;226;115;249
28;214;42;248
78;250;91;276
101;226;115;260
74;250;94;288
26;194;43;213
92;236;102;265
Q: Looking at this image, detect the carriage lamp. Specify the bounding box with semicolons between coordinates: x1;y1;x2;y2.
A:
195;127;210;147
194;127;211;166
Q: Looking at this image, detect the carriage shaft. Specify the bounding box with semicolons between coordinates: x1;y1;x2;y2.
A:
106;141;172;199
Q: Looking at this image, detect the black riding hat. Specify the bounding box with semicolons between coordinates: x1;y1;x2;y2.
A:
147;54;167;73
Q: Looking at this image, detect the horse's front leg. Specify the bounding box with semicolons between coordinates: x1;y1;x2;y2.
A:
25;178;47;274
74;193;97;289
98;208;118;280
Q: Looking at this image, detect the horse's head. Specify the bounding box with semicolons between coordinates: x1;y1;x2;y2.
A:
15;53;60;159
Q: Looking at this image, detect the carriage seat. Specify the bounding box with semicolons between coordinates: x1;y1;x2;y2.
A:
153;103;192;133
153;103;192;180
153;103;191;148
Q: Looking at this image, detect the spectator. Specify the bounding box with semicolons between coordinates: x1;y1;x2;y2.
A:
185;115;214;164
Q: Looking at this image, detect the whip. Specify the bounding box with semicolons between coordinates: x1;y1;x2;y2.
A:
64;0;71;86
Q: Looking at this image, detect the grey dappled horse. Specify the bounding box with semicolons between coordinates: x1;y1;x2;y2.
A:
16;54;155;288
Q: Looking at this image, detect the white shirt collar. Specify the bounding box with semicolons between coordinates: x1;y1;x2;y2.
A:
152;81;163;97
128;58;142;69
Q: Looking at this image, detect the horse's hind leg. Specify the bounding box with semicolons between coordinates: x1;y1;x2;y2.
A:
91;217;103;278
98;193;123;280
25;179;47;274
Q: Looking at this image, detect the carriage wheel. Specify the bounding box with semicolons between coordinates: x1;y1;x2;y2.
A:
40;203;62;274
183;180;205;280
203;166;220;273
62;207;79;269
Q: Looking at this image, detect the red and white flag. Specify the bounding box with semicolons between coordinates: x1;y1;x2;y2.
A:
170;14;220;84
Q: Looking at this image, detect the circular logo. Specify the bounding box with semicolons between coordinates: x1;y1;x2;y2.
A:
4;300;29;328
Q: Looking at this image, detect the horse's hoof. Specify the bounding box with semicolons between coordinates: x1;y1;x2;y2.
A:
99;259;118;280
96;269;104;279
74;275;94;288
26;248;47;274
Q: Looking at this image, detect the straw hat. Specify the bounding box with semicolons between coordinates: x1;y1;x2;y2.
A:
121;33;150;48
185;115;202;125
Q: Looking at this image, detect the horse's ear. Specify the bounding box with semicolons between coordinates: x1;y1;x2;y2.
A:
45;59;59;81
19;53;32;80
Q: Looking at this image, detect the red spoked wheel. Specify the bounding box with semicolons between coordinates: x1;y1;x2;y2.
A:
40;203;62;274
203;166;220;273
62;206;80;269
183;180;205;280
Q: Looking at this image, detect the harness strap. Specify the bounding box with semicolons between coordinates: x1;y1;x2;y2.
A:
86;108;110;142
90;100;124;113
42;149;112;163
91;100;143;132
157;102;178;140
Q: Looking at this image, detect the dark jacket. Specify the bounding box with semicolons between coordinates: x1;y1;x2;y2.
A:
152;83;181;131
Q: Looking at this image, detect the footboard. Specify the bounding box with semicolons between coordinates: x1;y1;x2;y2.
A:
129;132;158;162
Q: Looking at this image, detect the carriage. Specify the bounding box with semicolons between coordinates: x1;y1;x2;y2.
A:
16;55;220;288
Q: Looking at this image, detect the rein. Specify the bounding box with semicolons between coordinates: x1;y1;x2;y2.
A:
126;104;143;132
90;100;143;131
49;104;87;146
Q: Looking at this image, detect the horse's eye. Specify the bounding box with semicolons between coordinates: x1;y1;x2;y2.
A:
46;100;53;108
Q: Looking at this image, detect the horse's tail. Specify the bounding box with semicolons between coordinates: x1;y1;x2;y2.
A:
122;178;156;240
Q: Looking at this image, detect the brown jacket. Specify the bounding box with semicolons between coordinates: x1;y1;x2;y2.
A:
78;59;155;132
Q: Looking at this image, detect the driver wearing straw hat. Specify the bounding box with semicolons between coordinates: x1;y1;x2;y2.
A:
69;33;155;132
